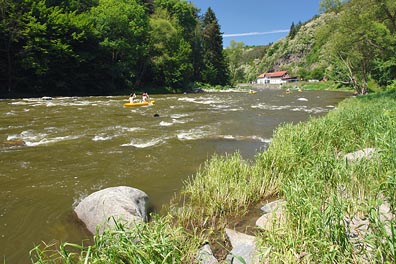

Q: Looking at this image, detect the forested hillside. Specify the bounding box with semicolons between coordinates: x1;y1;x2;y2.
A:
2;0;395;97
0;0;229;98
226;0;396;94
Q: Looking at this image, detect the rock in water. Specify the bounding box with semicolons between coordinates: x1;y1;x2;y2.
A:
74;186;149;235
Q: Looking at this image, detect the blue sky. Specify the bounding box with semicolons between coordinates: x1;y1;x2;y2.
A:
191;0;323;47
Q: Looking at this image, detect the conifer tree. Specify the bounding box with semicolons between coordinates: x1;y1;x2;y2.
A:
201;7;229;86
289;22;296;39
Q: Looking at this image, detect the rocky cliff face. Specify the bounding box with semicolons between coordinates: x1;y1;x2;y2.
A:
261;13;335;73
230;12;336;83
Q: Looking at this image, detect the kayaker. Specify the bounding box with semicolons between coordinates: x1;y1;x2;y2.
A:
142;92;149;102
129;93;136;103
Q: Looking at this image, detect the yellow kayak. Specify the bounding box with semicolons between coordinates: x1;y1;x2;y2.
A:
123;100;155;107
248;90;257;94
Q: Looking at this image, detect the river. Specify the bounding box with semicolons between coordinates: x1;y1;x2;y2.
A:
0;88;350;262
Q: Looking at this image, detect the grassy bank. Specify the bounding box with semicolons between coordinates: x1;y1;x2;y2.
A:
31;90;396;263
254;90;396;262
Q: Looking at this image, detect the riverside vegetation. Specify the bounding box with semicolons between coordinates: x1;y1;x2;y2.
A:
226;0;396;95
1;0;229;98
30;88;396;262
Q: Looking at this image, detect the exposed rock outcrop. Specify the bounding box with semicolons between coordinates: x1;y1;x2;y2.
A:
74;186;149;235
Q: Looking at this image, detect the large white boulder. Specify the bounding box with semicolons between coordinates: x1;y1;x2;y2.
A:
74;186;149;235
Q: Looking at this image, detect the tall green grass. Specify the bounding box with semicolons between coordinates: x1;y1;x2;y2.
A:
30;216;201;263
171;153;278;230
255;92;396;262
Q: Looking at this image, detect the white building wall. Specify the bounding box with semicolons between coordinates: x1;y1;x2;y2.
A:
269;78;285;84
257;76;287;84
257;78;265;84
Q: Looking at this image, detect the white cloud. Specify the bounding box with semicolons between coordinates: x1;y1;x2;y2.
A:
223;30;289;38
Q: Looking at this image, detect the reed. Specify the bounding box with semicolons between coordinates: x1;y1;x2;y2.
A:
170;152;279;232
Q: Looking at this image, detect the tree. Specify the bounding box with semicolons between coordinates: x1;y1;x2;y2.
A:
289;22;296;39
322;0;396;92
319;0;344;14
148;9;192;88
225;40;246;84
154;0;200;82
89;0;149;90
370;0;396;86
201;7;229;86
0;0;30;95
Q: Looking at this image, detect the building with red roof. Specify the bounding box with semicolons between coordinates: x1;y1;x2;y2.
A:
257;71;297;84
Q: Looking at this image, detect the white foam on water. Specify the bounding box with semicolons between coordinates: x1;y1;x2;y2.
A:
0;125;22;131
10;97;99;108
290;106;307;112
297;97;309;101
251;103;291;111
121;137;164;148
178;96;225;105
171;113;189;119
159;121;173;127
25;135;80;146
6;134;20;141
306;107;327;114
10;101;30;105
5;111;16;116
290;107;327;114
92;135;114;141
211;104;231;110
218;135;272;143
177;132;203;141
227;108;243;112
45;102;56;107
114;126;143;132
177;97;196;103
252;103;328;114
7;130;80;146
172;119;187;124
248;135;272;143
91;126;144;141
176;126;216;141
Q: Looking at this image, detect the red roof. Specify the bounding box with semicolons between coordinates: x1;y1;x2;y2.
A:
257;71;288;78
265;71;288;78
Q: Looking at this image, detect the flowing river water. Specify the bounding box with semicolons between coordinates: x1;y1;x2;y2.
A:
0;89;350;262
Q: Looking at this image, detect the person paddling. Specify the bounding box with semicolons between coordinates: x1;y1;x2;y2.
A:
142;92;149;102
129;93;136;103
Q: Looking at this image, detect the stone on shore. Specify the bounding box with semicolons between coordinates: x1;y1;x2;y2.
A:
343;148;376;162
197;244;219;264
225;228;261;264
257;199;286;230
74;186;149;235
260;199;286;214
